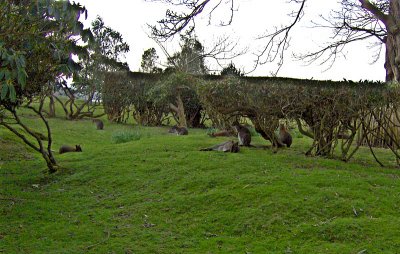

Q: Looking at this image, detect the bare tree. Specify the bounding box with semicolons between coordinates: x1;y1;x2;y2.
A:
152;31;246;73
148;0;400;81
297;1;389;77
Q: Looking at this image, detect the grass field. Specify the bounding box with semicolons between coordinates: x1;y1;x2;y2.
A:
1;111;400;253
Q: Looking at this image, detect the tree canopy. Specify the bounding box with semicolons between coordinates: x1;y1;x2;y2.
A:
166;33;208;75
0;0;92;172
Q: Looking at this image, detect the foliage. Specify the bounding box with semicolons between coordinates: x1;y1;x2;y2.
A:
103;71;204;127
65;16;130;120
149;71;204;127
198;76;400;164
220;62;244;77
103;71;168;125
0;44;26;103
103;70;399;165
90;16;130;62
0;0;91;172
167;33;208;75
149;72;197;108
0;1;89;105
141;48;163;73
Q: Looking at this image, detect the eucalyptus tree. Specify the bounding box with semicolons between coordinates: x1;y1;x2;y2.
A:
141;47;163;73
0;0;91;172
167;33;208;74
68;16;130;120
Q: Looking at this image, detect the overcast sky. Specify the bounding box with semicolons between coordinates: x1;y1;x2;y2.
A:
74;0;386;81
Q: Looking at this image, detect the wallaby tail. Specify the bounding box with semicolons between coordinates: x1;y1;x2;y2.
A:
199;148;212;151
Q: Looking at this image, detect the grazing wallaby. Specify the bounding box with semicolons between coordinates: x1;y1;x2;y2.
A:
200;140;240;153
59;145;82;154
278;124;292;148
232;121;252;146
208;129;235;138
92;119;104;130
168;125;188;135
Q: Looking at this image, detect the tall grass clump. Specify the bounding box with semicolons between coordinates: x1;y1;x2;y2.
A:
111;130;141;144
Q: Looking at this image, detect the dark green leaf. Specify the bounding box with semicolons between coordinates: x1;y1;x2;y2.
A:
17;68;27;88
9;85;16;102
4;70;11;80
1;83;8;100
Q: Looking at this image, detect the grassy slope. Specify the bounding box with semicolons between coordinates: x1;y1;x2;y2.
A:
1;113;400;253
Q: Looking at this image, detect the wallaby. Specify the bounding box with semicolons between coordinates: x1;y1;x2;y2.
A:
200;140;240;153
278;124;292;148
232;121;252;146
92;119;104;130
208;129;235;138
59;144;82;154
168;125;188;135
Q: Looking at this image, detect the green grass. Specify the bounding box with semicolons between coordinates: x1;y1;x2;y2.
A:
1;112;400;253
111;128;143;144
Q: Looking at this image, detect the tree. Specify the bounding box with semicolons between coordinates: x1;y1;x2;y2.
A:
67;16;130;121
148;72;199;128
141;48;163;73
156;33;208;127
220;62;244;77
0;0;91;172
167;33;208;74
149;0;400;82
90;16;130;63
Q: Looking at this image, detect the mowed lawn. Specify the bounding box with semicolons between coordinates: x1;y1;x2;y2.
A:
1;115;400;253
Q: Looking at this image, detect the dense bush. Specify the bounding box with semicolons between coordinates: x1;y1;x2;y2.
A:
103;71;205;127
103;72;167;125
198;76;400;165
148;72;204;128
103;71;400;166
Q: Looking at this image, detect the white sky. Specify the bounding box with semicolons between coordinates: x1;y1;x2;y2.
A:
74;0;386;81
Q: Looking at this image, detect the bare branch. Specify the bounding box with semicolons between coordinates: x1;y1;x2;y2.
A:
295;0;387;69
149;0;211;39
148;0;389;74
248;0;306;76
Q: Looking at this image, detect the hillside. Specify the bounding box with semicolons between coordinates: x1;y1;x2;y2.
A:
1;116;400;253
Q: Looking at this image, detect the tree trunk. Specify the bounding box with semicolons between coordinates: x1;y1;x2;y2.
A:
172;92;187;128
187;108;202;128
41;150;58;173
1;106;59;173
385;1;400;82
48;96;56;117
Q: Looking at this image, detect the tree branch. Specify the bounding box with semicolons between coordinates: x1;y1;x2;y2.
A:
358;0;388;25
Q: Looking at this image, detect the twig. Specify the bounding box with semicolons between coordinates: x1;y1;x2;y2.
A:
86;230;111;250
